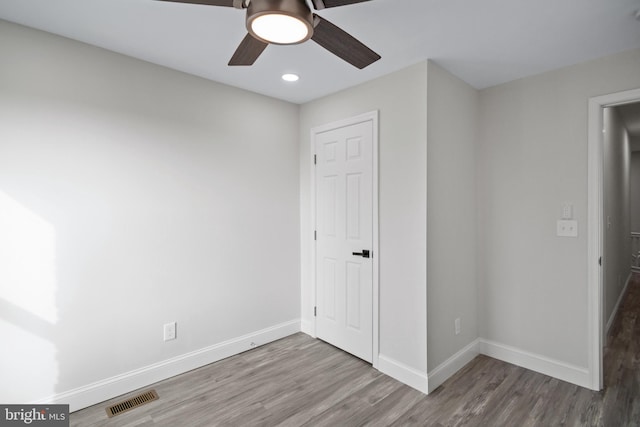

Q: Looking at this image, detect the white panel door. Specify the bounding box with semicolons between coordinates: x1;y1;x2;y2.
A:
315;119;373;363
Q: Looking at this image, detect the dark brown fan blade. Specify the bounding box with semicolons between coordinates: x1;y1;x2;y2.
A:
155;0;234;6
228;34;268;66
311;15;380;69
311;0;371;10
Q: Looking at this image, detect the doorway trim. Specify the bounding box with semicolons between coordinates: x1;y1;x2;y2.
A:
309;110;380;368
588;87;640;390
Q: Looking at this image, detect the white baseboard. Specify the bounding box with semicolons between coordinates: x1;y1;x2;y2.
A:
606;272;632;336
45;317;595;412
377;355;429;394
380;338;590;395
478;339;591;389
300;318;315;337
37;319;301;412
427;339;480;393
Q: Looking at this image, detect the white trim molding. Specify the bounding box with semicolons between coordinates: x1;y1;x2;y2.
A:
384;335;597;395
301;319;315;337
479;339;591;389
427;339;480;393
35;320;301;412
378;355;429;394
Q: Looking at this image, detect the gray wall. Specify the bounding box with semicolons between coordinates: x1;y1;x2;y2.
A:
299;62;429;377
477;48;640;368
0;21;300;404
602;107;631;331
426;61;479;372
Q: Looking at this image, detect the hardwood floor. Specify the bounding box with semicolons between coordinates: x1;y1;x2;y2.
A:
71;278;640;426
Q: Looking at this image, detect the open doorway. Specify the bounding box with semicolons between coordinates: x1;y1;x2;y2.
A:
587;88;640;391
601;102;640;337
616;104;640;277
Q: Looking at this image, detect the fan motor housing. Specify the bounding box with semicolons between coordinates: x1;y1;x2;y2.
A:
246;0;315;45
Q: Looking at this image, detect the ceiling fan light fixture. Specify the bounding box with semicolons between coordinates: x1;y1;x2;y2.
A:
250;13;311;44
246;0;314;45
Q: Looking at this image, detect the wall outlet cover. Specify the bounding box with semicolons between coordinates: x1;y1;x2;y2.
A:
163;322;177;341
557;220;578;237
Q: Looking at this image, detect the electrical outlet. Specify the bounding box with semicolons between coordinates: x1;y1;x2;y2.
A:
455;318;461;335
556;220;578;237
164;322;176;341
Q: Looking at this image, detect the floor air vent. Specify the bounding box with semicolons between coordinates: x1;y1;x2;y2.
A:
106;389;159;418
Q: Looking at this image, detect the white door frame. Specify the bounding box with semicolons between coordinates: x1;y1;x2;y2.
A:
587;87;640;390
310;110;380;369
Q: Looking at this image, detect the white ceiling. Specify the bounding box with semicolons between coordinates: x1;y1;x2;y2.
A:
1;0;640;104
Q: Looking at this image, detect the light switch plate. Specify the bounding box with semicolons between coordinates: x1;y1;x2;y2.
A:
557;220;578;237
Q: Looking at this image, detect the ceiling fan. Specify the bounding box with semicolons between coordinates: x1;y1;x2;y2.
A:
155;0;381;69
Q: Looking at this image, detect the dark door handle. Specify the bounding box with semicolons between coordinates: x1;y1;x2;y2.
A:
352;250;370;258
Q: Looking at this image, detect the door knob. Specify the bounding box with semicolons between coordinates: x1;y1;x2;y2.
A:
352;250;370;258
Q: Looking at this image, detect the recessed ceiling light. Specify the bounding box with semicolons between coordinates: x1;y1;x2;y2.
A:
282;73;300;82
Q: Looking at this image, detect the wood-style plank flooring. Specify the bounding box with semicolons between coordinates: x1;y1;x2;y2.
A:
71;278;640;426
